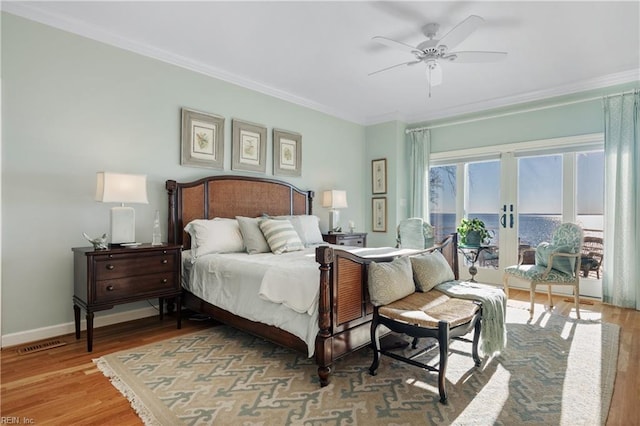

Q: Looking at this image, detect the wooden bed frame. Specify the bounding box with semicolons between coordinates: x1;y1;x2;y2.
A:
166;175;459;386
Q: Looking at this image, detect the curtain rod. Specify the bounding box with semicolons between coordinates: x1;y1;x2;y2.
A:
405;89;638;133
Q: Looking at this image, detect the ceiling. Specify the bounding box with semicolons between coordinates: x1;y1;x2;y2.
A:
4;1;640;125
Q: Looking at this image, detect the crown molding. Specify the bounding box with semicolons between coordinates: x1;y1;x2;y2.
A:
2;3;367;125
397;68;640;126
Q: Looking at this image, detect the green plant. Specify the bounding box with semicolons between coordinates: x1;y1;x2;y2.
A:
456;218;491;246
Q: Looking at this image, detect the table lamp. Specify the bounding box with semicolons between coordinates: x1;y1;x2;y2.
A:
95;172;148;245
322;190;348;233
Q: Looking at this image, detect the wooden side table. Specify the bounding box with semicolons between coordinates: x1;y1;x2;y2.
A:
322;232;367;248
72;244;182;352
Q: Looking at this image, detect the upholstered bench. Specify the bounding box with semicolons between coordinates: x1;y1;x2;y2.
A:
369;290;482;404
367;250;484;404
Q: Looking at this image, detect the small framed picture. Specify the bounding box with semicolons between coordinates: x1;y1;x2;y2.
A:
181;108;224;169
372;158;387;194
372;197;387;232
232;119;267;173
273;129;302;177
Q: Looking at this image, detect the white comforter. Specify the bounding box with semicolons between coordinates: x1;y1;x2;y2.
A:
182;245;421;356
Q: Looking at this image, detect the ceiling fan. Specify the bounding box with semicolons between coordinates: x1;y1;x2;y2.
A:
370;15;507;96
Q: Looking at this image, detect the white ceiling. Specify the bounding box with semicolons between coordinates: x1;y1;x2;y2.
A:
4;1;640;125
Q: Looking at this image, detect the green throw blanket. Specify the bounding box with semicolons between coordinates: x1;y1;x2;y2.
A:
435;280;507;356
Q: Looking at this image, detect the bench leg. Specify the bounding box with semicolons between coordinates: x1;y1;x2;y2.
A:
437;321;450;404
369;315;381;376
472;315;482;366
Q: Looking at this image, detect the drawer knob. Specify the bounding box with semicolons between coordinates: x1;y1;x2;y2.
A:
106;285;114;291
161;278;168;284
106;264;115;270
161;259;168;264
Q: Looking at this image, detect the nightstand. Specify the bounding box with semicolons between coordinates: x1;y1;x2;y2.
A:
322;232;367;247
72;244;182;352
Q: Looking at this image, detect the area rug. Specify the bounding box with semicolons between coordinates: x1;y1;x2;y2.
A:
94;305;619;425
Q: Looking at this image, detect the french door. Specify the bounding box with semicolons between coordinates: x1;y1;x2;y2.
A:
429;134;604;298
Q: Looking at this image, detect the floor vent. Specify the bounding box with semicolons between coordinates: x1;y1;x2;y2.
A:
17;339;66;355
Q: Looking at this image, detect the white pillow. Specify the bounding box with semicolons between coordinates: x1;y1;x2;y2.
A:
259;218;304;254
368;256;415;306
184;218;244;258
410;250;455;292
275;215;324;246
236;216;271;254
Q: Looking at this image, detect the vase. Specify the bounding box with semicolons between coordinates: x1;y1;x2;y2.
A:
465;230;482;247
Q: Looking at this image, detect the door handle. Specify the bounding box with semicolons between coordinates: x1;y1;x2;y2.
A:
509;204;514;228
500;214;506;228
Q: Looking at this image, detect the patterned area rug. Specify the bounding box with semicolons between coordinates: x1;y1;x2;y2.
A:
95;305;619;425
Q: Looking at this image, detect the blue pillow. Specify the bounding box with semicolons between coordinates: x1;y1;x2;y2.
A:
535;242;576;275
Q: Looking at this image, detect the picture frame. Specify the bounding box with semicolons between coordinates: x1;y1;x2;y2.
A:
232;119;267;173
181;108;225;169
273;129;302;177
372;197;387;232
372;158;387;194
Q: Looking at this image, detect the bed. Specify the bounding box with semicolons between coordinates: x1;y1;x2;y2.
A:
166;175;459;386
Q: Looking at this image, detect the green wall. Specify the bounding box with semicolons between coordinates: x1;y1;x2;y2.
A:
1;13;365;339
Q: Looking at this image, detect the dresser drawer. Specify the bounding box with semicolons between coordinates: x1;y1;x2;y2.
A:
94;252;177;280
337;236;366;247
94;273;177;302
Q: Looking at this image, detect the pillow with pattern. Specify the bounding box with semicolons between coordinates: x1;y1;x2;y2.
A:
368;256;414;306
411;250;455;292
259;218;304;254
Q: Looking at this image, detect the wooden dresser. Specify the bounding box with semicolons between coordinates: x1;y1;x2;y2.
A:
72;244;182;351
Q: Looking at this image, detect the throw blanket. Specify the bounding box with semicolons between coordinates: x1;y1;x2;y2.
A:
435;280;507;356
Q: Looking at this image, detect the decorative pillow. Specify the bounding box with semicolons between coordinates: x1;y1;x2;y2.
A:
275;215;324;246
184;218;244;258
259;218;304;254
236;216;271;254
368;256;415;307
410;250;455;292
535;242;576;275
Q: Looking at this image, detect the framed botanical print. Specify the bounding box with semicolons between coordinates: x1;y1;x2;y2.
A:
181;108;224;169
372;158;387;194
372;197;387;232
273;129;302;177
232;119;267;173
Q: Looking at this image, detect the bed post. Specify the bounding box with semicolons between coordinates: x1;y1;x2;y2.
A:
315;245;334;387
166;180;177;245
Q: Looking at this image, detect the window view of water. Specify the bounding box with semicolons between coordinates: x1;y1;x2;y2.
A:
430;213;603;248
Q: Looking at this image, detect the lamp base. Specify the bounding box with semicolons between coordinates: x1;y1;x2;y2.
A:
111;206;136;244
328;210;341;233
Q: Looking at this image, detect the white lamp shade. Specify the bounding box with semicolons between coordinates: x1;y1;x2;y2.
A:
95;172;149;204
322;190;348;209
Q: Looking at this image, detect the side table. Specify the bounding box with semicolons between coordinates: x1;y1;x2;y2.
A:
72;243;182;352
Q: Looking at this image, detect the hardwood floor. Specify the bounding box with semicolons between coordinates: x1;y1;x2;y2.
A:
1;290;638;425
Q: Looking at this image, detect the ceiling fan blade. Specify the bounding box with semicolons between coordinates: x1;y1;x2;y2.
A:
369;60;422;76
371;36;420;54
437;15;484;51
446;51;507;63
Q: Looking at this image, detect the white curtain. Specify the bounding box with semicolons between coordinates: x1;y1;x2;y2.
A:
602;90;639;310
408;129;430;219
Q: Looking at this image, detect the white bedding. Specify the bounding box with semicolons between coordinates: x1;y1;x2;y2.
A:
182;248;321;356
182;245;421;357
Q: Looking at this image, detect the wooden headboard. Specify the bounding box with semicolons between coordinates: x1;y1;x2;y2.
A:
166;175;314;249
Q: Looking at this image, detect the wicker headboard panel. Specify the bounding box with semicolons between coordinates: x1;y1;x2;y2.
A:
166;175;314;249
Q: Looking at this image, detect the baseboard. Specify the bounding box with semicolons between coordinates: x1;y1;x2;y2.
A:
0;306;159;349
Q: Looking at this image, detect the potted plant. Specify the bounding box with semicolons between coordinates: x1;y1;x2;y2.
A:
457;218;491;247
